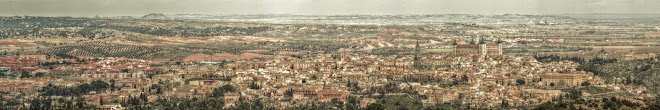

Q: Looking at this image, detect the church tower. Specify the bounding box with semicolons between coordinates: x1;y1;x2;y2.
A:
479;36;487;55
452;39;458;54
413;40;422;71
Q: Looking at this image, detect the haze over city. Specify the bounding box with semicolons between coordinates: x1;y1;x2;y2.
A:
2;0;660;16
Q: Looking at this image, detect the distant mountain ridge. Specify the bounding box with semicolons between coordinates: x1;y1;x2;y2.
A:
142;13;168;19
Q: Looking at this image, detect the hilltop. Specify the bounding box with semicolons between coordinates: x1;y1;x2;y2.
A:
142;13;168;19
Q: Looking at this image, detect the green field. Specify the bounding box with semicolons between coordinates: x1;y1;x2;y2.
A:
381;95;424;110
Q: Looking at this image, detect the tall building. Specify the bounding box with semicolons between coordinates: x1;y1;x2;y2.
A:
538;73;590;87
413;40;422;71
454;44;481;55
484;43;503;56
453;38;502;55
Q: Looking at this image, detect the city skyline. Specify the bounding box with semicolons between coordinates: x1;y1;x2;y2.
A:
2;1;660;109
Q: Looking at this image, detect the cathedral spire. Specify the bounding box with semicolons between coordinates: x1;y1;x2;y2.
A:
415;40;421;57
413;40;422;71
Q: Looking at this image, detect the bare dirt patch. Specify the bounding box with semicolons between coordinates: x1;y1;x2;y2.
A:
158;36;285;45
591;46;660;53
244;50;271;53
183;53;271;62
0;40;27;45
0;39;41;48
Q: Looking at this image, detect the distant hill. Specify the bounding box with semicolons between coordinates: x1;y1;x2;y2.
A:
142;13;168;19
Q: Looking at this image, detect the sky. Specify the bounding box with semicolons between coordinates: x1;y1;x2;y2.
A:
0;0;659;17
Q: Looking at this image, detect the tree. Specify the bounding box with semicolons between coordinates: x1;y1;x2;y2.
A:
581;82;591;86
567;90;582;100
20;70;31;78
346;96;359;110
285;88;294;97
212;85;235;97
110;79;116;90
249;82;260;89
462;74;469;83
64;99;74;109
99;96;104;105
212;88;223;97
516;79;526;85
151;84;163;94
366;103;385;110
90;80;109;92
331;98;344;109
347;80;352;87
30;97;55;110
501;99;509;108
351;82;360;90
76;98;86;108
140;93;147;102
34;72;45;77
221;84;235;92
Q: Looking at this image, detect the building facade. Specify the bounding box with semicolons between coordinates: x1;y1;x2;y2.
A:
453;43;502;55
538;73;590;87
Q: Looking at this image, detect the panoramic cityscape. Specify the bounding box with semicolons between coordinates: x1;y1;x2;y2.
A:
2;0;660;110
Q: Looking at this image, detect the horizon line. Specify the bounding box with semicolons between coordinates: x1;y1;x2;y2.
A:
5;13;660;18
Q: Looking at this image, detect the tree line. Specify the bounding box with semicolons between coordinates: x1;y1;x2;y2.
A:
40;80;110;96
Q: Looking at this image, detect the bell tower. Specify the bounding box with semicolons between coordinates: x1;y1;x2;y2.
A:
413;40;422;71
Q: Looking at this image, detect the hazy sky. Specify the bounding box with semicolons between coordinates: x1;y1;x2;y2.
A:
1;0;659;17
